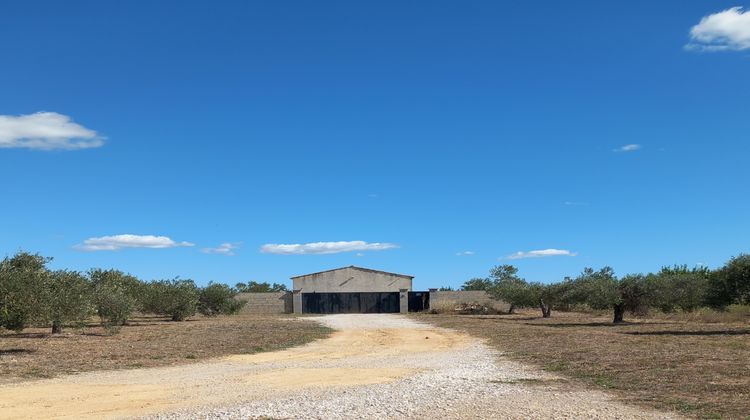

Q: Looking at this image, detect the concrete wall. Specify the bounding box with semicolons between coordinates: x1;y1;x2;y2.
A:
292;267;412;293
236;292;292;314
428;290;509;312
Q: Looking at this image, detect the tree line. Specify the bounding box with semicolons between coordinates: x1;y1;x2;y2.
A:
234;281;288;293
462;254;750;323
0;251;249;334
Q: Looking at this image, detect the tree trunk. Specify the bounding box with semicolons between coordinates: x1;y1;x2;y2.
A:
539;300;551;318
613;304;625;324
51;320;63;334
508;304;516;314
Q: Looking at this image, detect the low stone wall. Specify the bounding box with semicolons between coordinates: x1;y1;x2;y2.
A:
236;292;293;314
429;290;509;312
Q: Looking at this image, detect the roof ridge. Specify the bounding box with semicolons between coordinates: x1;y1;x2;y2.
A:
290;265;414;279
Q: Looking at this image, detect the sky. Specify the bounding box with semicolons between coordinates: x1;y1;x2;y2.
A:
1;1;749;290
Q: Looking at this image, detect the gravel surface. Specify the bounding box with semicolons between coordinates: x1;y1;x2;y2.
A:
154;314;679;420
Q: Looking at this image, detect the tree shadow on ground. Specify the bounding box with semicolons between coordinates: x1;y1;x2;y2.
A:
0;333;48;339
0;348;34;355
523;319;681;328
622;329;750;336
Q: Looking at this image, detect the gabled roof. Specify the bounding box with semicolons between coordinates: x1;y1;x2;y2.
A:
290;265;414;279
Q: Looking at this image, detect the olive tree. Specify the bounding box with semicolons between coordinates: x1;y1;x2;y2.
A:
706;254;750;308
89;269;143;331
235;281;288;293
142;279;199;321
198;283;246;316
44;270;94;333
461;277;494;291
567;267;649;323
0;252;50;331
527;280;574;318
486;265;535;314
646;266;709;313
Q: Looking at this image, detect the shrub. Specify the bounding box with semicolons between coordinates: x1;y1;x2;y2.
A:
142;279;199;321
198;283;246;316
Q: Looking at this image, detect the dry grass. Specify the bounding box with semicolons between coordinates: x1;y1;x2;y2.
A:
418;310;750;419
0;313;331;384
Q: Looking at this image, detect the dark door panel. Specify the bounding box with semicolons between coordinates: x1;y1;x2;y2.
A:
302;292;399;313
408;291;430;312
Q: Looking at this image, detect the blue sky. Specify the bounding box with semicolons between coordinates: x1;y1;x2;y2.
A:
1;1;749;290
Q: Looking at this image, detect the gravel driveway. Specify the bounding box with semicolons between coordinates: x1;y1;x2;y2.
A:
0;314;678;419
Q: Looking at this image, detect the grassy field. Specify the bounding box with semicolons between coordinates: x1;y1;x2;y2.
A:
0;313;331;384
419;310;750;419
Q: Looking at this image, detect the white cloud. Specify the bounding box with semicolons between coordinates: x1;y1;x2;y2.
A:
202;242;240;256
0;112;104;150
564;201;589;206
686;7;750;51
613;144;641;153
75;234;194;251
456;251;475;256
260;240;398;255
503;248;577;260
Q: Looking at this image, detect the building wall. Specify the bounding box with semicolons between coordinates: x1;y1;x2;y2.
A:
292;267;412;293
236;292;292;314
428;290;509;312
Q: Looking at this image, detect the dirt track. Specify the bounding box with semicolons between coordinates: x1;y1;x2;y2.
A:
0;314;677;419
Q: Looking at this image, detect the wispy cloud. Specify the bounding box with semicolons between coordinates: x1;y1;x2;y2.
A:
456;251;475;256
202;242;240;256
0;112;104;150
75;234;194;251
260;240;398;255
686;7;750;51
613;144;641;153
503;248;577;260
564;201;589;207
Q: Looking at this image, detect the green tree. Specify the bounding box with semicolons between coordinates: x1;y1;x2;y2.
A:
486;265;534;314
198;283;246;316
567;267;648;323
527;281;573;318
0;252;50;331
44;270;94;334
89;269;142;331
235;281;288;293
142;279;199;321
461;277;493;291
706;255;750;308
646;265;709;312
